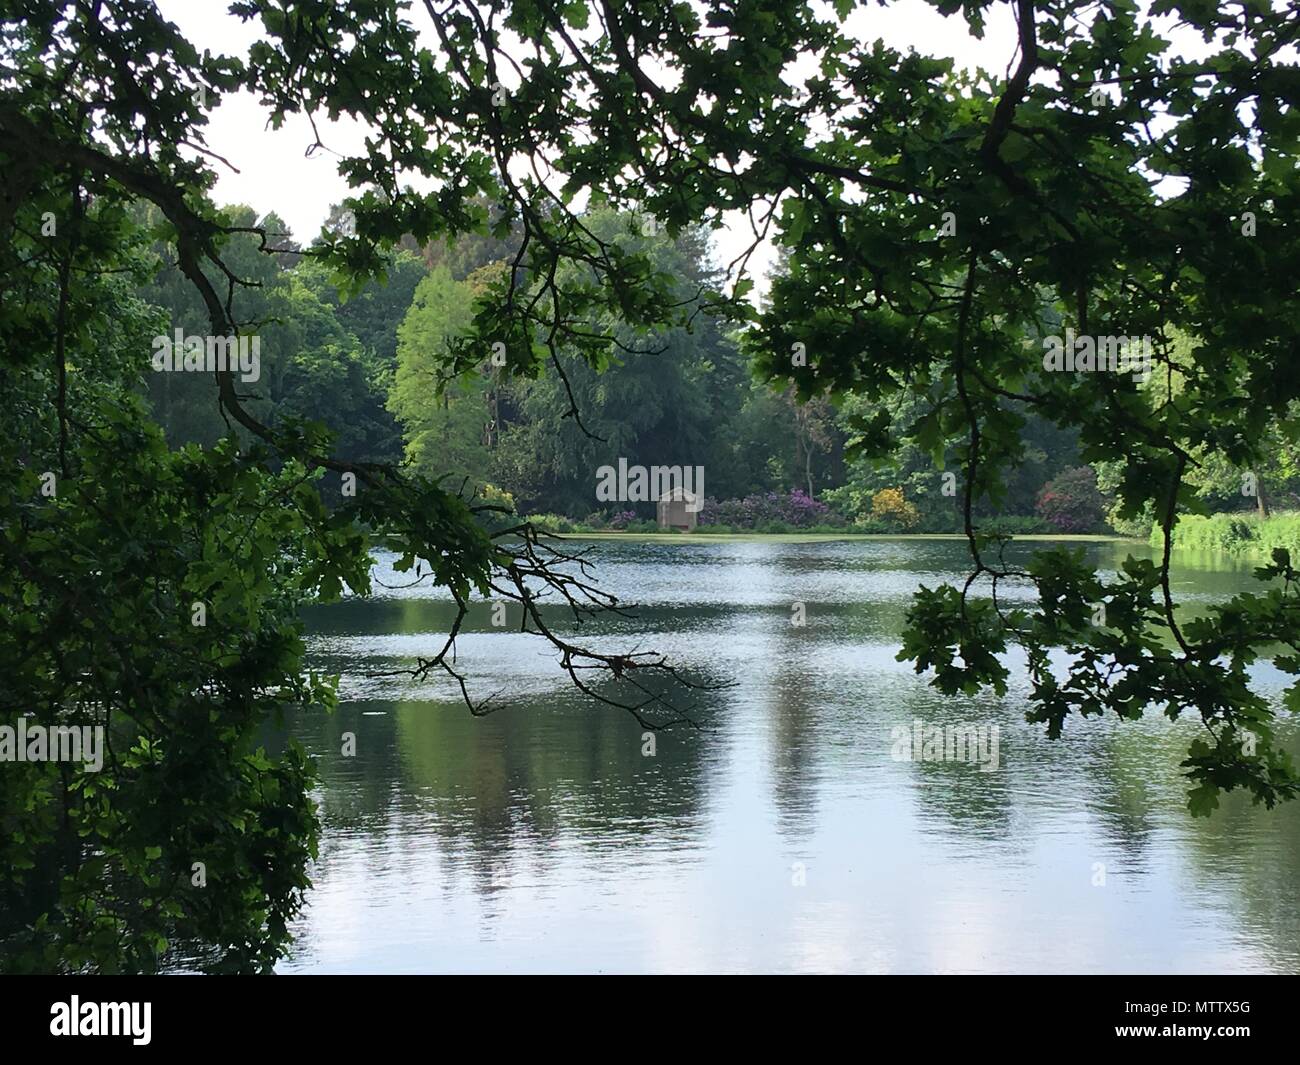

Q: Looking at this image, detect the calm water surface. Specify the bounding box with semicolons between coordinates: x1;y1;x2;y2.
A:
277;538;1300;974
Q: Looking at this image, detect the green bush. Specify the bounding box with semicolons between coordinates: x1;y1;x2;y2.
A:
525;513;576;533
1106;501;1156;538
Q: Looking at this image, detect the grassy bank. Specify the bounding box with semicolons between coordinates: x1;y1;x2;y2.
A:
1158;512;1300;556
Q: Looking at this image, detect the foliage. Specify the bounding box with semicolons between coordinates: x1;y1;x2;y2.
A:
487;210;727;514
0;237;370;970
134;203;402;467
296;248;426;369
699;490;834;530
1160;512;1300;557
476;483;516;513
388;265;496;488
1036;467;1107;534
827;389;1083;532
523;513;599;534
1094;458;1156;537
979;515;1050;536
869;488;921;530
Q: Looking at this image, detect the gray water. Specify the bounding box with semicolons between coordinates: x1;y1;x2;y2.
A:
278;538;1300;974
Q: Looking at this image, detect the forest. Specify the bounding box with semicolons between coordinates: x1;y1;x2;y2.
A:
141;200;1300;537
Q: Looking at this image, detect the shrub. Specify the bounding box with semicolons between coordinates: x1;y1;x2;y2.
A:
1035;466;1106;532
526;512;575;533
823;483;868;522
699;489;833;529
1106;500;1156;538
869;487;921;530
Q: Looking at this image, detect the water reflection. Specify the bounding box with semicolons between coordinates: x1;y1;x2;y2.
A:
278;538;1300;973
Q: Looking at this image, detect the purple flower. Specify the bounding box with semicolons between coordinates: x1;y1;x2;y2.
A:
699;489;829;529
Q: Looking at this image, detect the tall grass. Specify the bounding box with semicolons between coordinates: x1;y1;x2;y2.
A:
1156;511;1300;555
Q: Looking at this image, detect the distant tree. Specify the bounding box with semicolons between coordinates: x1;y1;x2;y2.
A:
389;265;497;488
489;210;730;515
269;274;401;468
295;248;426;369
135;203;282;448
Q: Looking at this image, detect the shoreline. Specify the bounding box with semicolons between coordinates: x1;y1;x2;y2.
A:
543;531;1130;544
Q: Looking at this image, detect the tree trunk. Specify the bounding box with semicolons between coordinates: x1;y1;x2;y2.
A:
1256;472;1270;519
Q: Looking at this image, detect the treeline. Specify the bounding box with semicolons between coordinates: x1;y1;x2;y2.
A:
135;202;1300;536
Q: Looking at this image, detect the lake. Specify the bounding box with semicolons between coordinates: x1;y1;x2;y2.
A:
278;537;1300;974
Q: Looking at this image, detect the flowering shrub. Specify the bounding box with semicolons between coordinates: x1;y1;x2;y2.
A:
608;509;638;529
1036;466;1106;532
869;487;920;529
699;489;831;529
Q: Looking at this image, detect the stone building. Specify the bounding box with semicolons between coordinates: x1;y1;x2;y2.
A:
655;486;699;531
